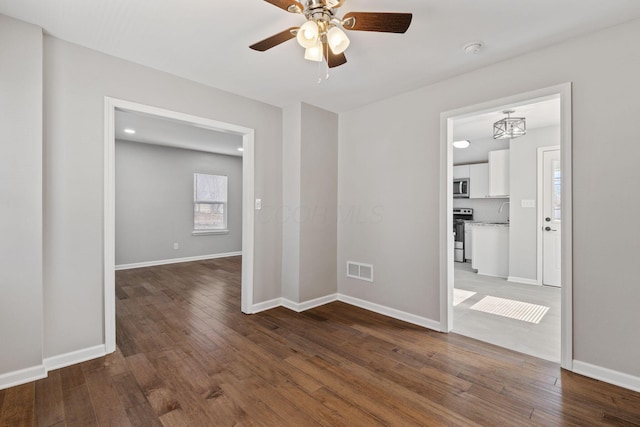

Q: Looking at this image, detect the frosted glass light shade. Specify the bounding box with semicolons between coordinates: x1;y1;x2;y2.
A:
304;42;323;62
327;26;350;54
297;21;319;48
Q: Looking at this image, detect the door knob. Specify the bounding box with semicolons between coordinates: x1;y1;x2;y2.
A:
545;226;557;231
545;217;551;222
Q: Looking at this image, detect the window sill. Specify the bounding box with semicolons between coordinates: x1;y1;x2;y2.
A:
192;229;229;236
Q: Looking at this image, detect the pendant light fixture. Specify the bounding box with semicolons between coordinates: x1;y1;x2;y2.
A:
493;109;526;140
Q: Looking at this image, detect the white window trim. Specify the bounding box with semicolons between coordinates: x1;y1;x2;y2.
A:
193;173;228;232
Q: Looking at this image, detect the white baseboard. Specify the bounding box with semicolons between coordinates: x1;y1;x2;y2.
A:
572;360;640;393
337;294;441;332
0;364;47;391
282;294;338;313
44;344;107;371
115;251;242;270
507;276;541;286
251;297;282;313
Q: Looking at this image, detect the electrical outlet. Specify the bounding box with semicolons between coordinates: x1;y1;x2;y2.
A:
173;243;179;250
521;199;536;208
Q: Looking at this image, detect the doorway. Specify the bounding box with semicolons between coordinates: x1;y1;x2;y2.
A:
439;83;573;369
103;97;255;354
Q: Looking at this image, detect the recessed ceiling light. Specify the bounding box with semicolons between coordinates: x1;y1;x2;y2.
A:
453;140;470;149
237;147;244;152
124;128;136;134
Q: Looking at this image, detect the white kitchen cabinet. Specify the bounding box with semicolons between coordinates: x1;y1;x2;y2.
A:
453;164;470;179
471;224;509;278
489;149;509;197
469;163;489;199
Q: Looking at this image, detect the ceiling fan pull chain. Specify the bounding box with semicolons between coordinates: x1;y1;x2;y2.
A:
325;43;330;80
317;57;323;84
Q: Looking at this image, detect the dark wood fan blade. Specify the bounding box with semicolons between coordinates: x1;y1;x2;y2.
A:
342;12;412;33
250;28;298;52
323;43;347;68
264;0;303;13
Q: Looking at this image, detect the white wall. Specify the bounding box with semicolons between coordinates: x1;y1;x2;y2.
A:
0;15;44;378
509;126;560;281
115;141;242;265
339;18;640;378
43;36;282;359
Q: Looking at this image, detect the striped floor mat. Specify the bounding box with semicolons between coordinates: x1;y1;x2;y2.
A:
470;296;549;324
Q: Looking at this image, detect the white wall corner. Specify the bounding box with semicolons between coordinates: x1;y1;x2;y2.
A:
251;298;283;314
572;360;640;393
337;294;441;331
43;344;106;371
282;294;338;313
0;364;47;391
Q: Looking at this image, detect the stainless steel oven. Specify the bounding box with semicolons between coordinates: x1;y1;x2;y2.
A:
453;208;473;262
453;178;469;198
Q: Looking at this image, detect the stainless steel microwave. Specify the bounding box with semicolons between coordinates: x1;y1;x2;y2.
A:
453;178;469;198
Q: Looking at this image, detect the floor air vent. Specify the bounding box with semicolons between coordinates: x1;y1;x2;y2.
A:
346;261;374;282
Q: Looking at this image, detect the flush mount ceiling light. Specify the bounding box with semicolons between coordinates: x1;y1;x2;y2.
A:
453;140;470;149
237;147;245;152
124;128;136;134
493;109;526;140
249;0;412;70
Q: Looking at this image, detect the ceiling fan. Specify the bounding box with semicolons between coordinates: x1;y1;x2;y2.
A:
249;0;412;68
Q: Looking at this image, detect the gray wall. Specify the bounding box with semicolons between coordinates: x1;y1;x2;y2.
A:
339;18;640;377
281;104;302;302
0;15;44;376
43;36;282;358
115;141;242;265
281;103;338;303
299;103;338;302
509;126;560;281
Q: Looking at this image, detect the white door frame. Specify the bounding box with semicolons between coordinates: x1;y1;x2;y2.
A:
439;83;573;369
537;146;561;286
103;97;255;354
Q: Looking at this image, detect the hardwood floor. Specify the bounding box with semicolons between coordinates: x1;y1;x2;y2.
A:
1;256;640;426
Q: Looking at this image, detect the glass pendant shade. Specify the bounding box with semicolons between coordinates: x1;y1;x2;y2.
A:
493;110;526;139
327;26;350;54
304;41;323;62
297;21;319;49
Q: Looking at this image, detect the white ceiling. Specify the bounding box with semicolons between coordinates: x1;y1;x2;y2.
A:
115;109;243;156
2;1;640;112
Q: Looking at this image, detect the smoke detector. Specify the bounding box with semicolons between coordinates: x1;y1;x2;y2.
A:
463;41;484;54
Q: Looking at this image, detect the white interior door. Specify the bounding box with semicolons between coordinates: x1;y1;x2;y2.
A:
542;149;561;287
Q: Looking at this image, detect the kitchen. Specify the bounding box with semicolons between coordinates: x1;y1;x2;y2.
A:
450;97;562;362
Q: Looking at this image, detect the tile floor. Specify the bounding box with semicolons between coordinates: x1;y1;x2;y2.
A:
453;262;561;362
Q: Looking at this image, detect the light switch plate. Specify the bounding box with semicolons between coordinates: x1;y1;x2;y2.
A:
255;198;262;210
521;199;536;208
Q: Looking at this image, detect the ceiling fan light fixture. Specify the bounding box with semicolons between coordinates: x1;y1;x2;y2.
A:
304;41;323;62
297;21;319;48
327;26;350;54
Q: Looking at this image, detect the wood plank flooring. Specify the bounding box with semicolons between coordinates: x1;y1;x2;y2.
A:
2;256;640;426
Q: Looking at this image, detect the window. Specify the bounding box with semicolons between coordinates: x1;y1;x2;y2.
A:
193;173;228;232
